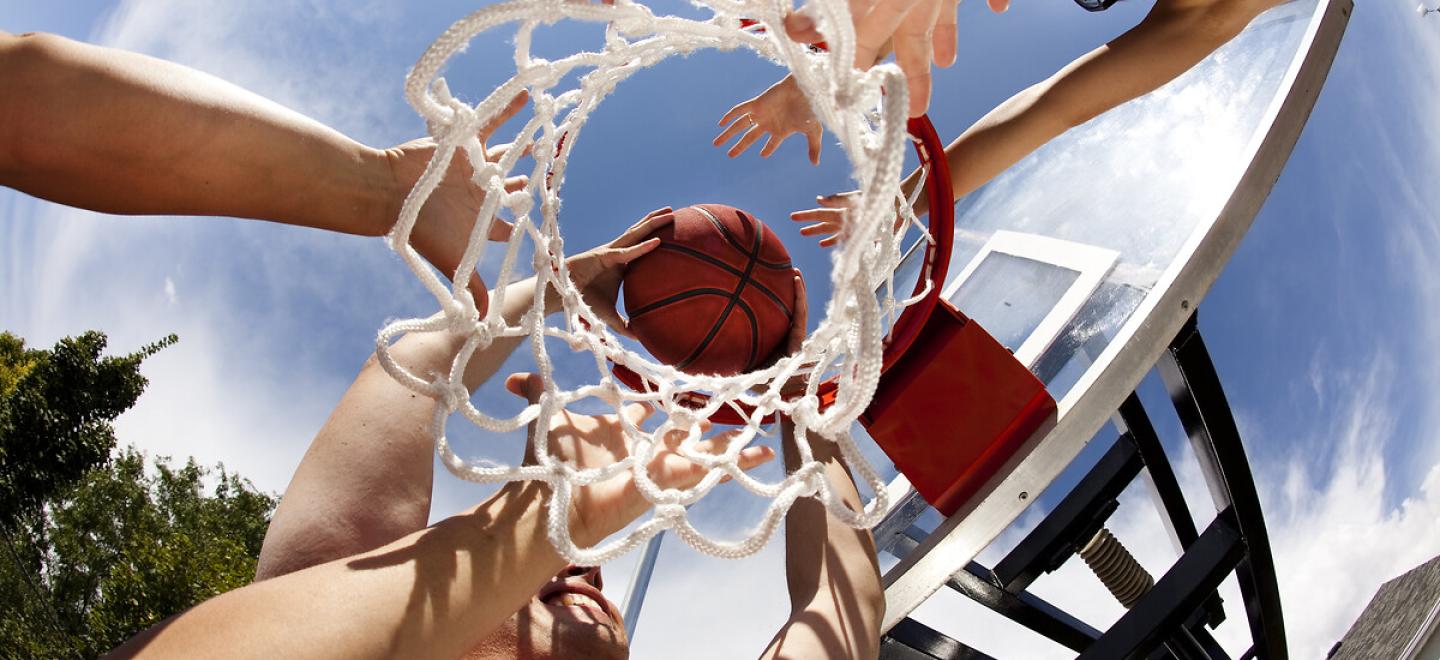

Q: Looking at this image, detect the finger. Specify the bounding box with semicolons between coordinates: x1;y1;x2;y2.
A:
805;129;822;165
893;0;940;117
850;0;878;31
480;90;529;141
790;208;845;223
713;117;752;147
488;218;515;242
735;445;776;472
689;428;740;455
505;372;544;403
503;175;528;193
607;237;662;267
988;0;1010;12
485;142;535;162
717;102;751;128
611;319;640;340
727;127;766;158
782;12;824;44
613;210;674;248
469;273;491;317
759;134;782;158
800;222;842;237
819;235;841;248
933;0;959;68
902;63;934;118
853;0;926;70
787;271;808;353
621;401;654;427
818;192;859;208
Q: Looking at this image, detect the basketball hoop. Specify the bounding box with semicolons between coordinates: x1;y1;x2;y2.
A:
377;0;936;564
611;114;954;425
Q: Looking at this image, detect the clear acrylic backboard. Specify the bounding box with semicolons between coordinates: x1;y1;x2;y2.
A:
878;0;1352;630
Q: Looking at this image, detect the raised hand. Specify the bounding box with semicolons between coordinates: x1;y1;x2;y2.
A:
790;191;860;248
790;190;913;248
782;0;993;118
556;207;677;338
714;76;824;164
383;91;530;311
505;373;776;545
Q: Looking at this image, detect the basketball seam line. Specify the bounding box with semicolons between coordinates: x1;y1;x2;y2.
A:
677;210;764;372
627;288;735;319
654;243;792;317
695;206;792;270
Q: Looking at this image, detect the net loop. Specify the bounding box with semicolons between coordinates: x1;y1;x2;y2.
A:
380;0;939;564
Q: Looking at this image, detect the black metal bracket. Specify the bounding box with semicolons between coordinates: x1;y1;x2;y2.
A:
880;312;1286;659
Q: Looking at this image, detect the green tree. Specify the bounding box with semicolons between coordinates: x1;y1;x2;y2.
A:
0;447;276;657
0;330;176;529
0;331;276;657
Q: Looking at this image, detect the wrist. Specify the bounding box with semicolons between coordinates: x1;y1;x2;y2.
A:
360;145;405;238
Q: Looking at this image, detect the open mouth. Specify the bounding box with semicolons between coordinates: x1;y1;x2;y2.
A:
543;590;617;626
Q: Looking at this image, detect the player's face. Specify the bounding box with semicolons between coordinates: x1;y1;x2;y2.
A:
464;564;629;659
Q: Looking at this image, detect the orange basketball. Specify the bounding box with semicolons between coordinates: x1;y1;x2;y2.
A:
622;204;797;376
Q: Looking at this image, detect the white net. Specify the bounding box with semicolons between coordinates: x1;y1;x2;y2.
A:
376;0;928;564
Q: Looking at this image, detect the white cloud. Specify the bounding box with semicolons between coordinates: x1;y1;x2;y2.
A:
3;0;434;492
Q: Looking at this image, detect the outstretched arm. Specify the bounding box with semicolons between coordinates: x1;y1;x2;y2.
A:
0;31;392;234
114;342;774;660
759;276;885;659
0;32;523;307
788;0;1285;240
255;207;676;580
759;420;886;660
906;0;1285;211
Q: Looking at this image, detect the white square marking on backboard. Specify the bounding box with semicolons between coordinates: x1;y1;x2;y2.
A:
941;230;1119;369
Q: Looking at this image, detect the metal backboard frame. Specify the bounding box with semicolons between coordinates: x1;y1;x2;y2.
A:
879;0;1352;631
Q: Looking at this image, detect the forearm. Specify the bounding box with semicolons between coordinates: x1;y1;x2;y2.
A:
761;421;884;659
0;32;392;235
254;277;542;580
119;481;570;659
903;0;1271;211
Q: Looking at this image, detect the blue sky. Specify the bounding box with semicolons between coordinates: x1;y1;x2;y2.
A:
3;0;1439;657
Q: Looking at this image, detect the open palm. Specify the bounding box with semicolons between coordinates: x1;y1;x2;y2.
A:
505;373;775;545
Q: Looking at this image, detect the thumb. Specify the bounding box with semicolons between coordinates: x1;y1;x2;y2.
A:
504;372;544;403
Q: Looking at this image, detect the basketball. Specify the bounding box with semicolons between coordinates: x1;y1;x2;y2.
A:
622;204;798;376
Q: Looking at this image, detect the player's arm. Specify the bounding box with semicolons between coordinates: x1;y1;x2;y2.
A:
789;0;1285;239
905;0;1285;210
254;207;674;580
113;479;569;660
759;419;886;660
0;32;394;234
114;367;772;659
758;278;885;660
0;32;523;308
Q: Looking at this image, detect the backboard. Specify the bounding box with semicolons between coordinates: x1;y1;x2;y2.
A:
876;0;1352;631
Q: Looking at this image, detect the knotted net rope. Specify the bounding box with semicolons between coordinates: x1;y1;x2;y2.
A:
376;0;928;564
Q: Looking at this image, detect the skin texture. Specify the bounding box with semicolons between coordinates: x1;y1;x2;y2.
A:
721;0;1288;245
0;30;522;312
1;31;885;659
781;0;984;117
